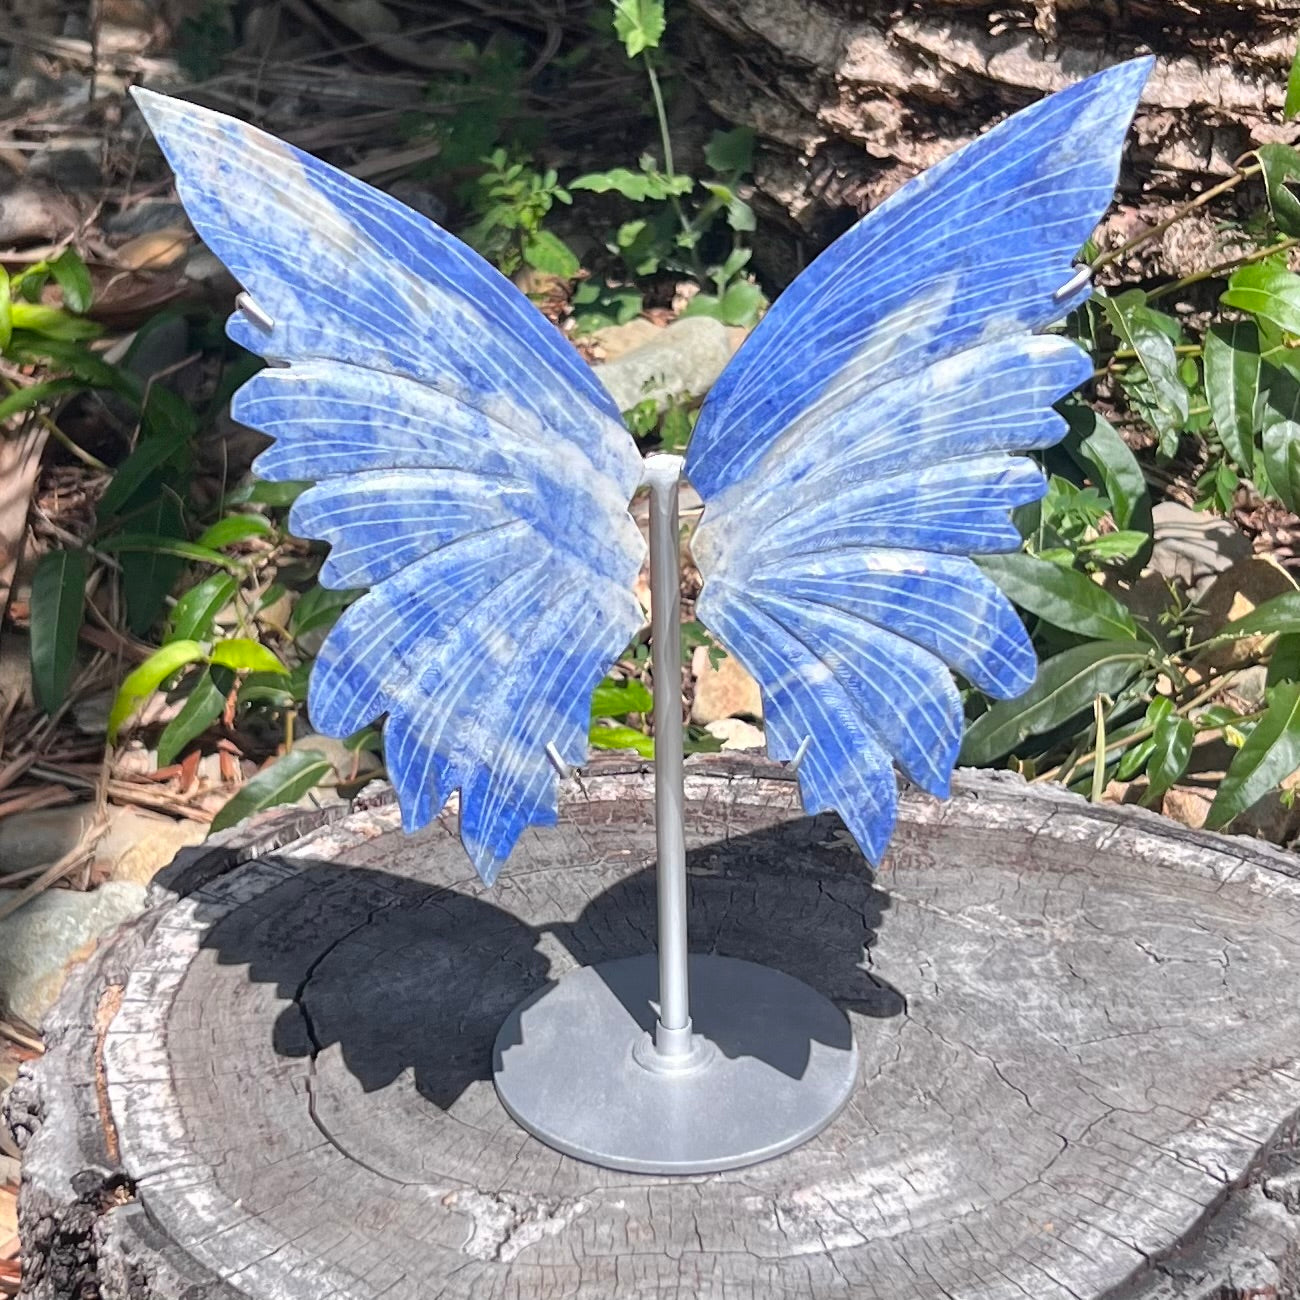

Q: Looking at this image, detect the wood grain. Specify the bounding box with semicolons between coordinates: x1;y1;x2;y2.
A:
9;759;1300;1298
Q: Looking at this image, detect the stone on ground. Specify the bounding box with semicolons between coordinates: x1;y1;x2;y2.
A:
92;808;207;888
0;882;146;1027
1148;501;1251;599
0;805;98;876
594;316;731;413
690;646;763;723
704;718;766;750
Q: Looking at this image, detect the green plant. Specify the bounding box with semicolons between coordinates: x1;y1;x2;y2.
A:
568;1;765;325
461;149;580;278
954;61;1300;831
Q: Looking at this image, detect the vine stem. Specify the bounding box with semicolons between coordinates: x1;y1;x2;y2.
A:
1;378;108;471
643;54;698;265
1147;235;1300;303
1090;165;1261;273
1033;672;1240;786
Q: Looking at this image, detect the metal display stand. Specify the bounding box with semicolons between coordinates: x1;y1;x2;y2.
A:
492;455;859;1173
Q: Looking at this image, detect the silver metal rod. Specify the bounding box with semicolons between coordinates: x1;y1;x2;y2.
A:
643;453;692;1056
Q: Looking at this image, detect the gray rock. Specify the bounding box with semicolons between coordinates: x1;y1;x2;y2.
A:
0;182;80;246
594;316;732;414
71;689;111;736
0;805;97;876
93;808;206;888
26;147;101;193
385;180;447;225
0;882;146;1027
104;199;190;238
1148;502;1251;600
0;631;33;711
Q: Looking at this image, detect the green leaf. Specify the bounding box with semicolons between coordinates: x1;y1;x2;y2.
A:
0;377;85;422
195;513;274;550
590;676;653;718
522;229;580;278
611;0;666;57
9;302;101;340
50;248;93;314
1207;682;1300;828
704;127;754;174
1116;735;1155;780
1118;696;1174;781
1260;361;1300;512
1257;144;1300;236
1080;530;1149;562
1203;321;1261;471
97;433;189;518
101;533;237;569
1268;632;1300;686
210;750;333;833
108;640;206;741
141;383;198;441
684;280;765;327
290;584;361;638
29;548;87;713
223;479;310;508
167;572;237;643
157;667;230;766
119;493;187;635
209;638;288;675
726;196;756;232
589;722;655;758
1288;42;1300;119
1144;713;1194;806
571;166;690;201
236;671;297;709
0;271;11;352
977;552;1139;641
1217;589;1300;638
570;282;643;334
1101;291;1189;448
660;402;693;452
1222;263;1300;336
959;641;1150;765
6;336;135;396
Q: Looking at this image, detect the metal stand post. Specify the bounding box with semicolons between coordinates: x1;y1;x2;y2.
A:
645;454;694;1061
492;455;859;1173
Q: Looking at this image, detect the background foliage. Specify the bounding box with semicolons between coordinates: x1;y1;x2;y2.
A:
6;1;1300;842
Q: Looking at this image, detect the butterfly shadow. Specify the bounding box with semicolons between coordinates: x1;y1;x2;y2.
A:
174;815;902;1116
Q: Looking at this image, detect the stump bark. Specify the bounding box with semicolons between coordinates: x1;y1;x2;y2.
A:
9;758;1300;1299
684;0;1300;283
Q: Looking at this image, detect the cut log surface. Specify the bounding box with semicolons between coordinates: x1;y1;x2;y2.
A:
10;760;1300;1299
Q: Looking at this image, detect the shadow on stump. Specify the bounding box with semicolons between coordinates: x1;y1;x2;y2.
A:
170;817;902;1110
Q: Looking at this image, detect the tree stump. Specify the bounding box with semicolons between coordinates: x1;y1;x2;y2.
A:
684;0;1300;283
9;758;1300;1299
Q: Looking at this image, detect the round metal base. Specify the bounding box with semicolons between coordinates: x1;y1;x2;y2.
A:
492;954;859;1174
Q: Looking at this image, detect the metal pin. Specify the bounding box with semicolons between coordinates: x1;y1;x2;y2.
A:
236;291;275;333
545;741;570;780
789;735;812;772
1053;264;1092;302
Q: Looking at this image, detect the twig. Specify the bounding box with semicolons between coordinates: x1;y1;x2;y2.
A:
1091;165;1262;273
0;831;101;925
0;1019;42;1053
1147;236;1300;302
0;755;35;796
105;780;213;823
0;784;78;820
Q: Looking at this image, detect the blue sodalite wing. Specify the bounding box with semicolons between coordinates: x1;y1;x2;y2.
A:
687;58;1151;864
133;90;644;883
